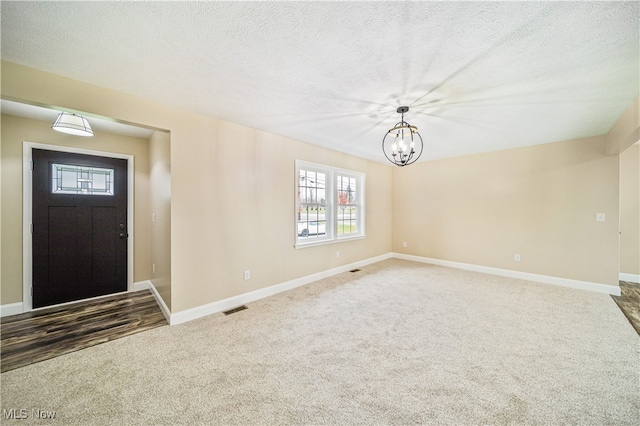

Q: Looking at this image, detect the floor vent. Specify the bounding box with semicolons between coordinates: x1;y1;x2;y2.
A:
223;305;248;316
350;269;361;273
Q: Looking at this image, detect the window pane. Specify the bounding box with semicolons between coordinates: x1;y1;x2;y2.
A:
317;205;326;222
337;175;357;205
92;172;107;190
348;177;356;203
297;168;329;242
297;206;327;239
306;171;316;190
338;206;358;235
61;170;76;189
337;174;358;236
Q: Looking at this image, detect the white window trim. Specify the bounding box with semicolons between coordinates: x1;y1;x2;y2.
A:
295;160;365;249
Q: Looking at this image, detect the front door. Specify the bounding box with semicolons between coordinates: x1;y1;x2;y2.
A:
32;149;128;308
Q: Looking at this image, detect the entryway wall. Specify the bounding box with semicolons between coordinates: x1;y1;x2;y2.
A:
0;113;152;307
148;130;172;310
619;142;640;283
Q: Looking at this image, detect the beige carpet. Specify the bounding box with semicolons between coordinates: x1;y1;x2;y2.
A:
2;259;638;425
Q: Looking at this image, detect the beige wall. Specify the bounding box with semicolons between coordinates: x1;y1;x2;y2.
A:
607;96;640;280
620;143;640;277
149;131;172;309
169;119;392;311
1;61;393;313
0;113;151;304
392;136;620;287
2;60;631;313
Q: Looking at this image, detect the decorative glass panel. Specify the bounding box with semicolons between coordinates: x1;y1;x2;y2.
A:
52;163;114;196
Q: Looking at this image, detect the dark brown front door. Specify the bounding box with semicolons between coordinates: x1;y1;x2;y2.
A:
32;149;128;308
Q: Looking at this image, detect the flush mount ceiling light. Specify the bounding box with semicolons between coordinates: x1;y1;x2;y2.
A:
51;112;94;137
382;106;423;167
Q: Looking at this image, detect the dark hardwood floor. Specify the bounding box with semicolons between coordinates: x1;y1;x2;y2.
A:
612;281;640;336
1;290;167;373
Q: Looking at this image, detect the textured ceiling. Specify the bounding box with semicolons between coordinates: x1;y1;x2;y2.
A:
1;1;638;163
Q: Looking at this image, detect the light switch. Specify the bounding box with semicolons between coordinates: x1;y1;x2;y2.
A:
596;213;605;222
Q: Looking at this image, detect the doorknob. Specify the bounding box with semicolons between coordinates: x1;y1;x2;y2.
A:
119;233;128;239
119;223;125;230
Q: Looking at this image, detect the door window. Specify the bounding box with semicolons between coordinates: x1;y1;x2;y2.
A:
51;163;114;196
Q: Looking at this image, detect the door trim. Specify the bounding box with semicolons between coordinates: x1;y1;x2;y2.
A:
22;141;135;312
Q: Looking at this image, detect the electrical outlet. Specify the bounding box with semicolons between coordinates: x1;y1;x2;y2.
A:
514;254;521;262
152;213;156;223
243;270;250;280
402;242;408;248
152;263;156;273
336;251;340;259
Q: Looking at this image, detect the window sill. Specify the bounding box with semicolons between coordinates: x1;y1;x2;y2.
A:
294;234;366;249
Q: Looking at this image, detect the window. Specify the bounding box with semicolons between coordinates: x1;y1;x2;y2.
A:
295;160;365;247
337;174;359;236
51;163;114;196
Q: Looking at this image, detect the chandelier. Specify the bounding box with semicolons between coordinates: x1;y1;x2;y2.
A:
381;106;423;166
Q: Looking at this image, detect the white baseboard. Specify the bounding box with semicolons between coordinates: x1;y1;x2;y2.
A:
393;253;621;296
619;273;640;284
5;252;621;324
147;280;171;324
169;253;393;326
0;302;24;318
133;280;152;292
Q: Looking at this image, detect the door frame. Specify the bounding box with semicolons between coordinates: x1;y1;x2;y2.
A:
22;141;135;312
